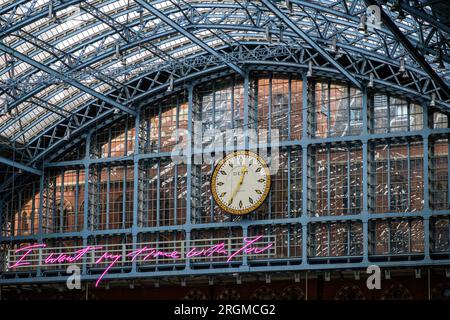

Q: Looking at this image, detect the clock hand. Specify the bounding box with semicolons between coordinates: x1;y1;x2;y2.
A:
227;166;248;205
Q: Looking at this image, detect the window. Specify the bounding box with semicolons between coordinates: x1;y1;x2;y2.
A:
430;139;449;210
371;142;423;213
372;95;423;133
53;201;70;233
314;82;362;138
91;118;135;158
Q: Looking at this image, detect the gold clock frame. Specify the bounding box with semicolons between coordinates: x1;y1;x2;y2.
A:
211;150;271;215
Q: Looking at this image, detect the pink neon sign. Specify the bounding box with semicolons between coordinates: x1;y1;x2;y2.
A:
9;235;273;287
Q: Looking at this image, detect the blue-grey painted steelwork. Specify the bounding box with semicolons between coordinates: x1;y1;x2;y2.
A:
0;0;449;286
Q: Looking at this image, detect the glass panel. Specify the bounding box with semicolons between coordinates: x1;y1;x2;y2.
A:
141;160;187;227
89;164;133;230
257;75;302;141
291;79;303;140
389;97;408;132
370;219;424;255
2;182;40;237
248;224;302;260
313;82;362;138
271;77;289;140
433;112;448;129
309;222;362;257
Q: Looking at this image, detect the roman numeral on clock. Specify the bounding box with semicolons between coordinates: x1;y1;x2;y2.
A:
255;190;262;195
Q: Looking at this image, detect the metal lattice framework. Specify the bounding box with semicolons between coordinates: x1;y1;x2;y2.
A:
0;1;449;166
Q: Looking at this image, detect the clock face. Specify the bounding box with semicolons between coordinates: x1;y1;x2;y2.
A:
211;150;271;215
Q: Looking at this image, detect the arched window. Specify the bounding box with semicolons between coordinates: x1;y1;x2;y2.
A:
76;201;85;232
20;211;30;235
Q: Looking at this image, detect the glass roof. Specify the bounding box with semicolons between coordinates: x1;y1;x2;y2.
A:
0;0;448;150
